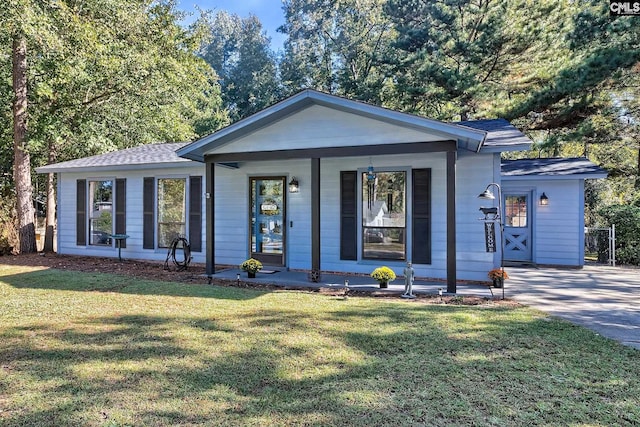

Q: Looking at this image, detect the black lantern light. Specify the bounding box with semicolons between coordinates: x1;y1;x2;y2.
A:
540;192;549;206
289;177;299;193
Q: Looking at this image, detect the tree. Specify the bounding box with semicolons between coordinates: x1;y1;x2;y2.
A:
384;0;550;120
278;0;393;103
0;0;227;253
12;35;36;253
499;1;640;208
200;11;279;121
2;0;44;253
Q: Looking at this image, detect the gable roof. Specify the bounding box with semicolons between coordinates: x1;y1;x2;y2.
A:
36;143;191;174
501;157;608;180
36;92;537;174
457;119;532;152
177;89;489;162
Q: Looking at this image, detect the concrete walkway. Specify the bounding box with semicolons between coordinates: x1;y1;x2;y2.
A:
505;265;640;350
211;268;495;297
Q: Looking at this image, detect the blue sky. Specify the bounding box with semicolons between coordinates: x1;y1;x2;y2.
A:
177;0;287;51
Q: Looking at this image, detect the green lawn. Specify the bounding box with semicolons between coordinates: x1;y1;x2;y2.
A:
1;264;639;426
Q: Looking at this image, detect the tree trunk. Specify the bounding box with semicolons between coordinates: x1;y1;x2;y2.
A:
44;181;56;252
44;141;57;252
12;36;37;254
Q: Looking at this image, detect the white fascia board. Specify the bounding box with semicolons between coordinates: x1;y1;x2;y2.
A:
35;161;195;174
502;173;608;181
480;144;532;153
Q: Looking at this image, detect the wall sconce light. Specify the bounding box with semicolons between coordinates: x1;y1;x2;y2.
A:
540;192;549;206
289;177;299;193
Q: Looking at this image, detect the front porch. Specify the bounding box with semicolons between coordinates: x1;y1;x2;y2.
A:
209;267;496;298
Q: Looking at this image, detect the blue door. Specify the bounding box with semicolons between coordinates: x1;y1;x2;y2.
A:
503;193;532;262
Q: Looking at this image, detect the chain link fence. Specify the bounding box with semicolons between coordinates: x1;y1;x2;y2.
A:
585;225;615;266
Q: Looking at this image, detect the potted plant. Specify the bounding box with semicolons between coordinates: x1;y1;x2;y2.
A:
371;266;396;288
240;258;263;278
488;268;509;288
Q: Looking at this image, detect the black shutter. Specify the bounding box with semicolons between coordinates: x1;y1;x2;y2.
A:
76;179;86;246
412;168;431;264
189;176;202;252
340;171;357;260
115;178;126;248
143;177;155;249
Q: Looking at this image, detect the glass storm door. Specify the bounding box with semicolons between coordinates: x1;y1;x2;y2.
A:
503;193;532;262
250;177;286;266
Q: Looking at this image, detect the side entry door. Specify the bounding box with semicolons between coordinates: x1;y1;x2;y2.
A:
503;193;532;262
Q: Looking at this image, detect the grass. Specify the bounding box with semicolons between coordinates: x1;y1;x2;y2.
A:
0;264;639;426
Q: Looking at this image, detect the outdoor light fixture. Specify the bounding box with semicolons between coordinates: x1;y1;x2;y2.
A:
540;192;549;206
366;159;376;209
477;188;496;200
478;183;505;300
288;177;299;193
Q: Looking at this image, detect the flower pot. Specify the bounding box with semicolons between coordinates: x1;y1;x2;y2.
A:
379;281;388;289
247;272;256;278
492;278;503;288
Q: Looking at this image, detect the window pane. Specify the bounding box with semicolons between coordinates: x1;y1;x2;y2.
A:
89;180;113;246
363;227;405;260
158;178;186;248
362;171;406;260
505;195;527;227
158;223;186;248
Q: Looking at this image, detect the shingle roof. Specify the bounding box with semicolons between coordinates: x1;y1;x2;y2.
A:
37;116;534;174
36;142;192;173
501;157;608;179
457;119;533;152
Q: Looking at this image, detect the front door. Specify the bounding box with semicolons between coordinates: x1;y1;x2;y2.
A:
250;177;286;266
503;193;532;262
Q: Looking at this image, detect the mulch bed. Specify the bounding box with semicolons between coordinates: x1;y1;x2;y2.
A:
0;253;518;306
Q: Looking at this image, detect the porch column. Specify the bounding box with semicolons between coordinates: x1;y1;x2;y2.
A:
447;150;457;293
206;162;215;275
311;158;321;279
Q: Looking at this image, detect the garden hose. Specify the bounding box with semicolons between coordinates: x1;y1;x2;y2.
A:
163;236;191;272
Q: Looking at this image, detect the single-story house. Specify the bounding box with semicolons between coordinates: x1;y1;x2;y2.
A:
37;90;607;292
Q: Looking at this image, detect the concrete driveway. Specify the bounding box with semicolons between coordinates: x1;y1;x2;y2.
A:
505;265;640;350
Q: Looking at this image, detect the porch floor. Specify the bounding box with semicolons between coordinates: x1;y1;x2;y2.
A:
209;268;495;298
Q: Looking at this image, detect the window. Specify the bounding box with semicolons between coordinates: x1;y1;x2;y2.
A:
362;171;406;260
157;178;186;248
89;180;113;246
505;195;527;227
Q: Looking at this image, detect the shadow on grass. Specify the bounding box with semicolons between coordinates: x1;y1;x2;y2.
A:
1;304;639;426
0;268;267;300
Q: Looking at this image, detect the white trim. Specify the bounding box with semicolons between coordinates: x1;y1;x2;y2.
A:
503;174;607;181
37;161;193;174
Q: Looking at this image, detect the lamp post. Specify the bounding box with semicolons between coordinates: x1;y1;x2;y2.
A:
478;183;505;300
